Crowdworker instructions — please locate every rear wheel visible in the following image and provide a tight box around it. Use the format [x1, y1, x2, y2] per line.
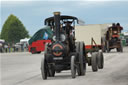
[91, 52, 98, 72]
[97, 51, 104, 69]
[79, 42, 86, 75]
[71, 55, 76, 78]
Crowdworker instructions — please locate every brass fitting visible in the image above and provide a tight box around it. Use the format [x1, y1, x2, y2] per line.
[53, 12, 61, 15]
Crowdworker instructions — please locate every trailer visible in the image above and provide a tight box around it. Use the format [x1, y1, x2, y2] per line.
[75, 24, 111, 51]
[75, 24, 111, 71]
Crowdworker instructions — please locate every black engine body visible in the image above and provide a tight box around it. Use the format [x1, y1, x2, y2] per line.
[44, 12, 78, 71]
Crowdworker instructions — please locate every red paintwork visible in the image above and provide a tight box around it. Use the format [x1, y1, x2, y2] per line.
[112, 35, 119, 38]
[85, 45, 101, 50]
[28, 40, 51, 53]
[28, 40, 102, 53]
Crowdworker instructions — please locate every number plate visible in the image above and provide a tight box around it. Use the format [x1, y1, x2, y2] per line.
[53, 57, 63, 60]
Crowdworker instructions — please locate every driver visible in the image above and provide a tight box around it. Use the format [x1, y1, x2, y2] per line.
[63, 21, 74, 37]
[116, 23, 123, 33]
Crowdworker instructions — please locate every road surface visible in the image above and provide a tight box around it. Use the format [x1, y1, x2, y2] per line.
[1, 47, 128, 85]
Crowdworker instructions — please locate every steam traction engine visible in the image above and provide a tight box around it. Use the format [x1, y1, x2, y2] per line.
[106, 23, 123, 52]
[41, 12, 104, 80]
[41, 12, 86, 79]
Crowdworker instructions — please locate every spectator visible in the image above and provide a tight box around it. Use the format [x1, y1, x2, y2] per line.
[21, 44, 24, 52]
[8, 44, 10, 52]
[4, 44, 8, 52]
[0, 43, 3, 53]
[12, 43, 15, 52]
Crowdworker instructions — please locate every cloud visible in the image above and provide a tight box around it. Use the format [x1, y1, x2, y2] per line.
[1, 0, 128, 34]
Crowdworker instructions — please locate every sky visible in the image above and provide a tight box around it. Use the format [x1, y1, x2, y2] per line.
[0, 0, 128, 36]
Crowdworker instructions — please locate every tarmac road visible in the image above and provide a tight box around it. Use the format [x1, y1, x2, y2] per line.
[1, 47, 128, 85]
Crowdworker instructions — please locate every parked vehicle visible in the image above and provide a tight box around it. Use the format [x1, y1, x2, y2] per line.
[28, 27, 53, 54]
[28, 40, 51, 54]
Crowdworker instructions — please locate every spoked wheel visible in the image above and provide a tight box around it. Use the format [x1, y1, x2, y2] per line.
[91, 52, 98, 72]
[97, 51, 104, 69]
[71, 55, 76, 78]
[79, 42, 86, 76]
[41, 56, 47, 80]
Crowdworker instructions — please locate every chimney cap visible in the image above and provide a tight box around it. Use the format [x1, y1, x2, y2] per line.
[53, 12, 61, 15]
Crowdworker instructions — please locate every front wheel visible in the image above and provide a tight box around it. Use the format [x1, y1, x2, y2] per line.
[71, 55, 76, 78]
[41, 56, 47, 80]
[75, 42, 81, 76]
